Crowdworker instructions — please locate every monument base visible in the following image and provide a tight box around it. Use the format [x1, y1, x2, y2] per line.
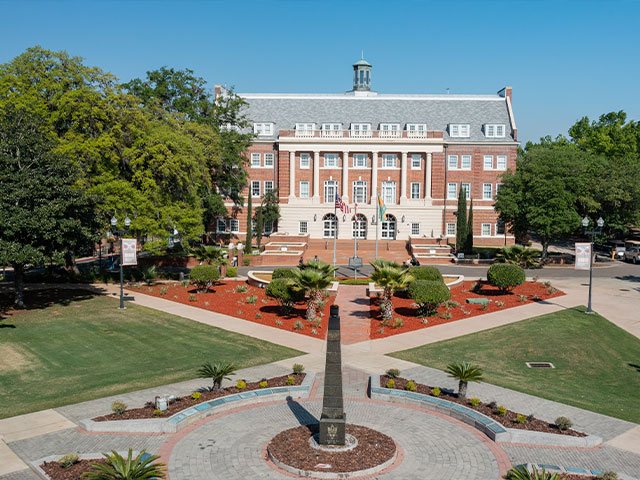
[319, 415, 346, 446]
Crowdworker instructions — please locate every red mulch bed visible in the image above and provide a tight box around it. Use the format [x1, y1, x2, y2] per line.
[127, 281, 334, 338]
[381, 376, 585, 437]
[268, 424, 395, 473]
[93, 373, 306, 421]
[370, 280, 564, 339]
[41, 459, 107, 479]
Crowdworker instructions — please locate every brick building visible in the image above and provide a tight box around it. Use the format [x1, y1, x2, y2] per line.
[215, 58, 517, 258]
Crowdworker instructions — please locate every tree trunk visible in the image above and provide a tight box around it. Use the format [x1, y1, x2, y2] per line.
[64, 250, 80, 275]
[458, 380, 468, 398]
[213, 379, 221, 391]
[541, 239, 549, 262]
[381, 287, 393, 320]
[13, 263, 24, 308]
[306, 301, 316, 321]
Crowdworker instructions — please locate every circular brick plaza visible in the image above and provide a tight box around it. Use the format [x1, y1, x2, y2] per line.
[163, 399, 508, 479]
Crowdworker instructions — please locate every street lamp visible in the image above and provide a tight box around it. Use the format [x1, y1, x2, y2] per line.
[582, 216, 604, 314]
[111, 215, 131, 310]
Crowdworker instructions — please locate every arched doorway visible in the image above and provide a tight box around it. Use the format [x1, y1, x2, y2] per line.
[323, 213, 337, 238]
[381, 214, 396, 240]
[352, 213, 367, 239]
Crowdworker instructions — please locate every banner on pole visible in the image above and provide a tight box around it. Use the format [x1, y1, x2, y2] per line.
[575, 243, 591, 270]
[122, 239, 138, 265]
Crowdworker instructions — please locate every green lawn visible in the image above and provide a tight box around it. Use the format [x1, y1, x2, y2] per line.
[390, 306, 640, 423]
[0, 290, 301, 418]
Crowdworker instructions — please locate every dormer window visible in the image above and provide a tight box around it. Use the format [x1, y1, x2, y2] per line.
[407, 124, 427, 137]
[350, 123, 372, 137]
[254, 123, 274, 136]
[449, 124, 470, 138]
[295, 123, 315, 137]
[484, 124, 506, 138]
[380, 123, 401, 138]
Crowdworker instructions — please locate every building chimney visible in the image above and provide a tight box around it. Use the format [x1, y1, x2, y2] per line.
[497, 86, 512, 102]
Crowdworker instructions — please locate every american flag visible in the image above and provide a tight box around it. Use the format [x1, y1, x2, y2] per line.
[335, 193, 351, 213]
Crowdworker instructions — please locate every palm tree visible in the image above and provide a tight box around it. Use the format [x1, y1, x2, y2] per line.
[495, 245, 541, 268]
[194, 245, 225, 265]
[445, 361, 484, 399]
[82, 449, 165, 479]
[506, 465, 559, 480]
[370, 260, 413, 321]
[197, 362, 236, 391]
[291, 261, 336, 320]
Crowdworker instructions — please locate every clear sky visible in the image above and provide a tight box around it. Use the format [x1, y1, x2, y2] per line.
[1, 0, 639, 144]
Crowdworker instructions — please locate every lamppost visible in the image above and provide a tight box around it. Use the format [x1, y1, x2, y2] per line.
[582, 216, 604, 314]
[111, 215, 131, 310]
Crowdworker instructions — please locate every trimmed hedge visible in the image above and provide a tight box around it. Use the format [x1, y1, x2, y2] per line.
[487, 263, 525, 292]
[408, 279, 451, 316]
[408, 266, 443, 282]
[265, 278, 302, 314]
[226, 266, 237, 277]
[189, 264, 220, 292]
[272, 268, 296, 279]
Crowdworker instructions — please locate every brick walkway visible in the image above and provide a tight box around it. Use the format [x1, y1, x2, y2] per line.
[333, 285, 371, 344]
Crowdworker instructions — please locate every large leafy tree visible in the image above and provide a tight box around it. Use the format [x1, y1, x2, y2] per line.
[568, 111, 640, 159]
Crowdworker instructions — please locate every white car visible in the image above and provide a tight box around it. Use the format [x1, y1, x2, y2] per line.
[624, 246, 640, 264]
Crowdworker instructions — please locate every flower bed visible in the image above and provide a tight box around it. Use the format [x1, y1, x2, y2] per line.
[93, 373, 306, 421]
[370, 280, 564, 339]
[380, 376, 585, 437]
[127, 281, 334, 338]
[40, 459, 107, 480]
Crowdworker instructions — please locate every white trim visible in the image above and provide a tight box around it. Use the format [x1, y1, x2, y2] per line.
[461, 154, 472, 170]
[496, 155, 507, 170]
[448, 154, 458, 169]
[299, 220, 308, 234]
[482, 183, 493, 200]
[381, 153, 397, 168]
[481, 223, 492, 237]
[483, 155, 494, 170]
[324, 153, 339, 168]
[239, 92, 507, 101]
[353, 153, 368, 168]
[263, 153, 275, 167]
[250, 153, 261, 167]
[447, 182, 457, 200]
[264, 180, 274, 194]
[229, 219, 240, 233]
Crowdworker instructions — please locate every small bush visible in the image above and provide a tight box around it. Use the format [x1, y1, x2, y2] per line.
[480, 303, 488, 311]
[597, 472, 619, 480]
[265, 278, 302, 314]
[58, 454, 79, 468]
[496, 301, 505, 307]
[237, 284, 248, 293]
[273, 268, 296, 279]
[471, 283, 481, 293]
[160, 286, 168, 295]
[555, 416, 573, 431]
[255, 312, 262, 318]
[527, 413, 535, 423]
[532, 294, 540, 301]
[405, 380, 416, 391]
[246, 295, 258, 304]
[386, 378, 395, 388]
[431, 387, 441, 397]
[516, 414, 527, 424]
[487, 263, 525, 292]
[153, 409, 163, 417]
[386, 368, 400, 378]
[275, 319, 283, 326]
[286, 375, 295, 385]
[543, 281, 552, 287]
[189, 264, 220, 292]
[180, 279, 189, 287]
[111, 401, 127, 415]
[408, 280, 451, 317]
[439, 311, 452, 320]
[191, 392, 201, 401]
[316, 300, 326, 310]
[243, 258, 250, 266]
[311, 328, 318, 335]
[519, 294, 527, 302]
[293, 363, 305, 374]
[237, 380, 246, 390]
[188, 294, 196, 301]
[379, 327, 384, 334]
[259, 379, 268, 388]
[293, 320, 304, 330]
[227, 266, 237, 277]
[408, 266, 443, 282]
[496, 405, 507, 416]
[470, 397, 480, 407]
[444, 300, 460, 309]
[392, 317, 404, 328]
[488, 401, 497, 409]
[547, 286, 556, 295]
[421, 318, 429, 325]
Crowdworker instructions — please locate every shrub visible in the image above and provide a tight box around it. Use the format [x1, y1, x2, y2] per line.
[275, 319, 283, 326]
[141, 265, 158, 286]
[236, 380, 246, 390]
[516, 414, 527, 424]
[527, 413, 535, 423]
[470, 397, 480, 407]
[386, 379, 395, 388]
[405, 380, 416, 391]
[386, 368, 400, 378]
[226, 266, 237, 277]
[496, 301, 505, 307]
[243, 258, 251, 266]
[293, 363, 305, 374]
[444, 300, 460, 309]
[487, 263, 525, 292]
[507, 465, 560, 480]
[272, 268, 296, 279]
[316, 300, 326, 310]
[259, 379, 268, 388]
[58, 453, 79, 468]
[246, 295, 258, 304]
[265, 279, 302, 314]
[439, 311, 452, 320]
[408, 280, 451, 317]
[555, 416, 573, 431]
[286, 375, 295, 385]
[421, 318, 429, 325]
[191, 392, 201, 401]
[519, 294, 527, 302]
[379, 327, 384, 334]
[408, 266, 443, 282]
[431, 387, 441, 397]
[111, 401, 127, 415]
[188, 294, 196, 301]
[471, 282, 481, 293]
[153, 409, 163, 417]
[83, 449, 165, 480]
[496, 405, 507, 416]
[392, 317, 404, 328]
[189, 265, 220, 293]
[160, 286, 168, 296]
[255, 312, 262, 318]
[311, 328, 318, 335]
[488, 401, 497, 409]
[237, 284, 248, 293]
[197, 362, 236, 391]
[180, 279, 189, 287]
[293, 320, 304, 330]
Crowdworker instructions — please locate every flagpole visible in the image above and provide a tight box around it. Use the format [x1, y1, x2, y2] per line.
[375, 193, 379, 259]
[353, 203, 358, 280]
[333, 195, 337, 273]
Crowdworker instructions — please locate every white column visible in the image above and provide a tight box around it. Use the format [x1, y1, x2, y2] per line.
[288, 151, 296, 200]
[425, 152, 433, 200]
[342, 151, 349, 202]
[400, 151, 408, 203]
[313, 151, 320, 202]
[370, 151, 378, 204]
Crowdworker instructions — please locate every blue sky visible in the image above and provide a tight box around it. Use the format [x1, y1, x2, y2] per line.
[1, 0, 638, 144]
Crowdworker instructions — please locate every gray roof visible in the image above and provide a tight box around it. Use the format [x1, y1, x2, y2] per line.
[238, 92, 516, 143]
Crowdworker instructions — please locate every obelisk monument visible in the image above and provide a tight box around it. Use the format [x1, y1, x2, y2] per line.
[319, 305, 346, 446]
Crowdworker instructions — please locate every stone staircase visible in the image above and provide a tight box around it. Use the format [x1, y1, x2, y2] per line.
[305, 239, 410, 264]
[409, 237, 455, 264]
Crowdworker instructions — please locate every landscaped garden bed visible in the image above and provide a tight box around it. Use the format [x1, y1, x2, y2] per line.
[93, 373, 306, 421]
[370, 280, 564, 339]
[40, 458, 107, 480]
[380, 375, 585, 437]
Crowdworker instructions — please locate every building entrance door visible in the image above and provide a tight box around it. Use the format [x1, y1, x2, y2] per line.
[381, 214, 396, 240]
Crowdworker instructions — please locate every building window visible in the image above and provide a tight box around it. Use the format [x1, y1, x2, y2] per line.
[324, 153, 339, 168]
[263, 220, 274, 235]
[229, 219, 239, 233]
[251, 180, 260, 197]
[411, 182, 421, 199]
[484, 155, 494, 170]
[496, 183, 504, 194]
[485, 124, 506, 137]
[352, 213, 367, 239]
[300, 153, 310, 169]
[351, 123, 371, 132]
[251, 153, 261, 167]
[299, 221, 308, 234]
[322, 123, 342, 131]
[496, 221, 505, 235]
[381, 214, 396, 239]
[263, 153, 274, 167]
[380, 123, 400, 131]
[449, 124, 470, 137]
[411, 222, 420, 236]
[407, 124, 427, 136]
[481, 223, 491, 236]
[461, 155, 472, 169]
[447, 182, 457, 200]
[483, 183, 493, 200]
[411, 154, 421, 169]
[381, 181, 396, 205]
[461, 183, 470, 200]
[447, 222, 456, 236]
[264, 181, 274, 194]
[353, 153, 367, 168]
[323, 213, 337, 238]
[253, 123, 273, 136]
[300, 181, 310, 198]
[324, 180, 338, 204]
[352, 181, 367, 204]
[497, 155, 507, 170]
[216, 219, 226, 233]
[381, 154, 397, 168]
[295, 123, 315, 131]
[448, 155, 458, 169]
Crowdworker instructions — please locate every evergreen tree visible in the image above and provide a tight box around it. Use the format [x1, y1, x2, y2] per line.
[455, 187, 467, 251]
[464, 198, 474, 254]
[245, 194, 252, 249]
[255, 207, 263, 250]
